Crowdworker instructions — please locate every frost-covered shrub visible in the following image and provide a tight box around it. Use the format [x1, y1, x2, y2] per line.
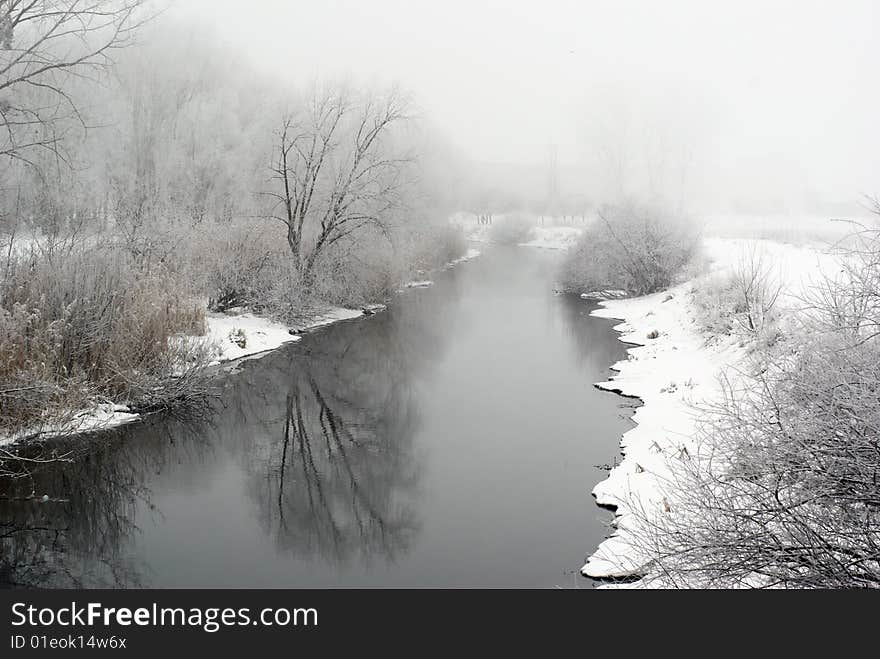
[560, 203, 698, 296]
[164, 221, 288, 313]
[691, 247, 782, 340]
[228, 328, 247, 348]
[691, 276, 739, 335]
[807, 225, 880, 342]
[398, 222, 467, 272]
[310, 234, 398, 308]
[262, 265, 313, 324]
[488, 213, 535, 245]
[295, 222, 467, 312]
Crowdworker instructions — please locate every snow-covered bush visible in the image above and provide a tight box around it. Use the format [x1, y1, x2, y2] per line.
[488, 213, 535, 245]
[560, 203, 699, 296]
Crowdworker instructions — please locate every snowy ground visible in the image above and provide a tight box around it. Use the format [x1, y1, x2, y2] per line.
[203, 307, 366, 364]
[699, 211, 867, 246]
[1, 403, 144, 447]
[582, 237, 841, 584]
[204, 312, 301, 363]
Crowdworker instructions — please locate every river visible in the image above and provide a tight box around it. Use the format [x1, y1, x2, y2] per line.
[0, 246, 636, 588]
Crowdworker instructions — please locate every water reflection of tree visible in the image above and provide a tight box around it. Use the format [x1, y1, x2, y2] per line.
[259, 376, 420, 564]
[0, 441, 145, 587]
[234, 294, 459, 567]
[0, 416, 216, 588]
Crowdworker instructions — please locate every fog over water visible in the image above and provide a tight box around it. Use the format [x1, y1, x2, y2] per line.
[174, 0, 880, 213]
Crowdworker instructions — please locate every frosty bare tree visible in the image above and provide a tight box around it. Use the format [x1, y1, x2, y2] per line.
[263, 88, 410, 283]
[0, 0, 147, 168]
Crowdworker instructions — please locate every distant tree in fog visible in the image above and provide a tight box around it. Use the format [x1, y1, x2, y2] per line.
[0, 0, 148, 169]
[263, 87, 410, 283]
[101, 30, 273, 249]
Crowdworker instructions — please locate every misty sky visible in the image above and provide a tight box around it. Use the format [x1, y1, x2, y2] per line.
[171, 0, 880, 208]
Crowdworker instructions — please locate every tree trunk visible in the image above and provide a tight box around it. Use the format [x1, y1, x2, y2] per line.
[287, 225, 301, 273]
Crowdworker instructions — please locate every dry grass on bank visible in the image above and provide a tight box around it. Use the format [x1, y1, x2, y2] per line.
[1, 243, 212, 436]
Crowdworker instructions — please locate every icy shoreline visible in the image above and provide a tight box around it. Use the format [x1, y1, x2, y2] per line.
[582, 237, 839, 585]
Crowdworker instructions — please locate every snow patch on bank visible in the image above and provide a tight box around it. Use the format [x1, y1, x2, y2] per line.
[196, 307, 366, 365]
[205, 312, 301, 363]
[583, 237, 841, 584]
[288, 307, 365, 334]
[446, 247, 481, 266]
[0, 403, 140, 447]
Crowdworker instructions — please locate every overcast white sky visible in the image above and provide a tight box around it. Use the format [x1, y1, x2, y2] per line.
[169, 0, 880, 208]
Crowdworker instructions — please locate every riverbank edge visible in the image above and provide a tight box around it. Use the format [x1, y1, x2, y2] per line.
[580, 283, 726, 583]
[0, 247, 482, 448]
[580, 237, 837, 586]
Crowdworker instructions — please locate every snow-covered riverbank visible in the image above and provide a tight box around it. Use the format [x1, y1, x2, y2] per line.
[0, 248, 482, 447]
[0, 306, 367, 447]
[582, 237, 841, 584]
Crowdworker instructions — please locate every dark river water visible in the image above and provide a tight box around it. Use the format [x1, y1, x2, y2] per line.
[0, 246, 635, 588]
